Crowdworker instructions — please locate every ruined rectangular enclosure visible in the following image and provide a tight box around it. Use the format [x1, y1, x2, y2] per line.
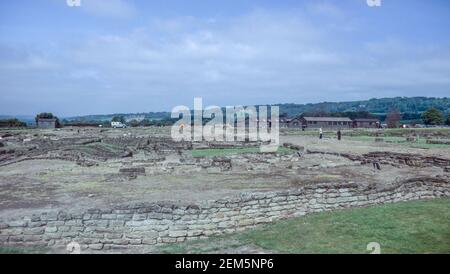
[0, 127, 449, 252]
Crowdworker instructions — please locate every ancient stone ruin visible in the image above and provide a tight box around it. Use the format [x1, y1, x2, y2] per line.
[0, 128, 449, 252]
[0, 178, 448, 251]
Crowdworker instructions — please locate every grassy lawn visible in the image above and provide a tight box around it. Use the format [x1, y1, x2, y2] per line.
[157, 198, 450, 254]
[348, 135, 450, 149]
[191, 146, 294, 158]
[282, 128, 450, 139]
[349, 128, 450, 137]
[0, 246, 48, 254]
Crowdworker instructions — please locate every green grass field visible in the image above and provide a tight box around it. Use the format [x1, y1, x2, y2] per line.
[348, 135, 450, 149]
[157, 198, 450, 254]
[282, 127, 450, 137]
[191, 146, 294, 158]
[347, 128, 450, 138]
[0, 246, 48, 254]
[281, 127, 450, 149]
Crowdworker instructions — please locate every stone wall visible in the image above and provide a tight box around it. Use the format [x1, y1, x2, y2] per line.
[1, 177, 448, 252]
[307, 150, 450, 168]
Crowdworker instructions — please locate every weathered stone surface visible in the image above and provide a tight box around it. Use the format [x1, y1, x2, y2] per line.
[23, 227, 45, 235]
[8, 220, 27, 227]
[89, 243, 104, 250]
[119, 167, 145, 175]
[0, 178, 448, 251]
[169, 230, 187, 238]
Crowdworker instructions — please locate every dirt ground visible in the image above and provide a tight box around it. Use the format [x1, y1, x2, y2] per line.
[0, 127, 449, 220]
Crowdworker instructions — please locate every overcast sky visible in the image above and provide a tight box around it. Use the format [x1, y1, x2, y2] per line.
[1, 0, 449, 116]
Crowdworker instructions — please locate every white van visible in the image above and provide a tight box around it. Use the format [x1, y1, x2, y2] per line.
[111, 121, 126, 128]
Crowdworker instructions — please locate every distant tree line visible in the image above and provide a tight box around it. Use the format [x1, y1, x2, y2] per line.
[0, 118, 27, 128]
[103, 108, 450, 128]
[56, 97, 450, 128]
[294, 111, 378, 120]
[68, 97, 449, 123]
[126, 118, 180, 127]
[61, 115, 179, 128]
[111, 116, 126, 123]
[276, 97, 450, 117]
[384, 107, 449, 128]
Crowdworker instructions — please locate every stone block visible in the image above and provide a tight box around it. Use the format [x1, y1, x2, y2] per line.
[89, 243, 104, 250]
[8, 220, 27, 227]
[168, 230, 187, 238]
[23, 227, 45, 235]
[101, 214, 117, 220]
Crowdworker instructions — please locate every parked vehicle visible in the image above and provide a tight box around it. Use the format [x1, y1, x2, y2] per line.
[111, 121, 126, 128]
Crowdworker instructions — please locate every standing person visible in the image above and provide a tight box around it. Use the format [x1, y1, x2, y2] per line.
[319, 128, 323, 139]
[337, 129, 342, 141]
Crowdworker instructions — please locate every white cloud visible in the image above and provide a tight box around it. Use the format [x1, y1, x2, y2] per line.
[1, 8, 450, 115]
[80, 0, 136, 18]
[306, 2, 345, 18]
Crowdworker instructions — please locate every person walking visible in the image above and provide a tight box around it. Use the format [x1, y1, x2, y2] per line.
[337, 129, 342, 141]
[319, 128, 323, 139]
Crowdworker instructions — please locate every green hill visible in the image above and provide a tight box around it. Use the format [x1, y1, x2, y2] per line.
[275, 97, 450, 117]
[8, 97, 446, 124]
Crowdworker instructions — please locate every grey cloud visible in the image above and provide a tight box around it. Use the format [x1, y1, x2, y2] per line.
[1, 8, 449, 116]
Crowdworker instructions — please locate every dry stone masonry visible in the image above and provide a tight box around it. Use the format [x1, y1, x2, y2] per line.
[1, 129, 449, 252]
[307, 150, 450, 169]
[1, 176, 448, 251]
